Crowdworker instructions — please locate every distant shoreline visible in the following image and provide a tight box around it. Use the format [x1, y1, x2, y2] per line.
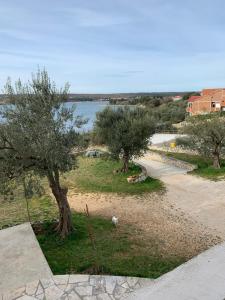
[0, 91, 196, 105]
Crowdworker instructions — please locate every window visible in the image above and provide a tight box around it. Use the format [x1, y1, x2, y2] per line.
[216, 102, 221, 108]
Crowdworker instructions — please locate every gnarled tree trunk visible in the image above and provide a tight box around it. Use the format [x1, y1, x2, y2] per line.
[121, 152, 129, 173]
[48, 170, 73, 238]
[213, 144, 221, 169]
[213, 152, 220, 169]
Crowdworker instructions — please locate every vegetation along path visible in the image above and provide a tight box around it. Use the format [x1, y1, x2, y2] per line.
[137, 152, 225, 239]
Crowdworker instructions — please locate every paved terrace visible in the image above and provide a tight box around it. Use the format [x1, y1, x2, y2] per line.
[2, 274, 153, 299]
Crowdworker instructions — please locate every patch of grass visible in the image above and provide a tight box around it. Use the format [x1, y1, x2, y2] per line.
[0, 195, 57, 229]
[157, 151, 225, 180]
[35, 213, 184, 278]
[63, 157, 163, 194]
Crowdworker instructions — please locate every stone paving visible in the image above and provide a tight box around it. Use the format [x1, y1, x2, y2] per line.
[1, 274, 154, 300]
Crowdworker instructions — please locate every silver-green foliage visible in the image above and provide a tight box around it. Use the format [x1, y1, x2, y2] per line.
[94, 106, 155, 171]
[179, 113, 225, 168]
[0, 69, 86, 237]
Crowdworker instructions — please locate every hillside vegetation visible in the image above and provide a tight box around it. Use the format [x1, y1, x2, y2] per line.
[110, 93, 199, 131]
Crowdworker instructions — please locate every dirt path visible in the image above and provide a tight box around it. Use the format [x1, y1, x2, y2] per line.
[137, 155, 225, 239]
[161, 174, 225, 238]
[69, 190, 220, 259]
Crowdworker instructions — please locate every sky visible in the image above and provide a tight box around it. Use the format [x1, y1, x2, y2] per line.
[1, 0, 225, 93]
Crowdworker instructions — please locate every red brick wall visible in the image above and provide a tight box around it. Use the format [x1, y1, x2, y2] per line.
[188, 89, 225, 115]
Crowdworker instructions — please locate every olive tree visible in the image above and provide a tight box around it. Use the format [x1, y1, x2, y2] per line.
[94, 106, 155, 172]
[178, 113, 225, 168]
[0, 70, 86, 238]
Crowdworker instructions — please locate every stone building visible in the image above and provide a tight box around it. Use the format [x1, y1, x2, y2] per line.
[187, 88, 225, 116]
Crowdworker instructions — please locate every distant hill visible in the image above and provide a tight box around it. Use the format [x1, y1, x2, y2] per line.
[0, 91, 197, 104]
[67, 92, 196, 101]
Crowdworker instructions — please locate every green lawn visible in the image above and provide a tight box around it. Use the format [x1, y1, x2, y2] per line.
[63, 157, 163, 194]
[158, 151, 225, 180]
[35, 213, 184, 278]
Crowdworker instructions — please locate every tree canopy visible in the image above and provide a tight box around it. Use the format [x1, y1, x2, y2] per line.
[94, 106, 155, 172]
[0, 69, 86, 237]
[178, 113, 225, 168]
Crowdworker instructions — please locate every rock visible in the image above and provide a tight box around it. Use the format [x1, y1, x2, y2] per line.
[85, 150, 104, 158]
[127, 173, 147, 183]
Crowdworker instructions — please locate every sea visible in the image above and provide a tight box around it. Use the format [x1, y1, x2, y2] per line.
[0, 101, 110, 132]
[66, 101, 109, 131]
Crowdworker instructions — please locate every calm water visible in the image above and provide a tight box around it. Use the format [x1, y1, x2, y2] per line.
[0, 101, 110, 131]
[66, 101, 109, 131]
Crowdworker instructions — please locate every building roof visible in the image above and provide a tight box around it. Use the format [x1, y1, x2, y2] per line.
[188, 96, 201, 102]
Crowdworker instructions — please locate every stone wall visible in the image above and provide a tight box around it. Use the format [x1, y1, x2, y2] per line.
[148, 151, 197, 172]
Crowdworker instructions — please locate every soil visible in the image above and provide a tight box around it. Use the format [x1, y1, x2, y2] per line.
[68, 190, 221, 260]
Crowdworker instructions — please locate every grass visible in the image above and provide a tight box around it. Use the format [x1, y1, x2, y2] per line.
[35, 213, 184, 278]
[63, 157, 163, 194]
[0, 194, 57, 229]
[156, 151, 225, 180]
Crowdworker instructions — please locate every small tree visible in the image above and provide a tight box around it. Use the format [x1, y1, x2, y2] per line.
[0, 69, 86, 237]
[179, 113, 225, 168]
[94, 106, 155, 172]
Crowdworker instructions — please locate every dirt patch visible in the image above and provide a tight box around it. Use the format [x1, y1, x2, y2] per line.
[68, 191, 221, 260]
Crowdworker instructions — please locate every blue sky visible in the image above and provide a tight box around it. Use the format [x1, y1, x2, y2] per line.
[1, 0, 225, 93]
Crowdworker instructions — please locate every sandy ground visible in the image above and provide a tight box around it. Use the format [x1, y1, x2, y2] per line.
[68, 190, 220, 259]
[137, 154, 225, 239]
[162, 174, 225, 238]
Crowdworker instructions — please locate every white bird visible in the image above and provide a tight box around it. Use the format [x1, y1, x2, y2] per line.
[112, 216, 118, 226]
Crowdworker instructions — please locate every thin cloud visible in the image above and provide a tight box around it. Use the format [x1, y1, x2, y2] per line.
[1, 0, 225, 92]
[60, 7, 132, 27]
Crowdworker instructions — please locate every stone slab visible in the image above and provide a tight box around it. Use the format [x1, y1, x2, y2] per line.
[0, 223, 52, 293]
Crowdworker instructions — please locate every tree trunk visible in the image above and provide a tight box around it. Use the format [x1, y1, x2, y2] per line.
[213, 144, 221, 169]
[121, 153, 129, 173]
[48, 172, 73, 238]
[213, 152, 220, 169]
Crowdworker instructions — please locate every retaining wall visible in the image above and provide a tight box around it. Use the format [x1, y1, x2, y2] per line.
[148, 151, 197, 172]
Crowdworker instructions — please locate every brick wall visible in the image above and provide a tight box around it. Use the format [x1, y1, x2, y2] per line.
[187, 88, 225, 115]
